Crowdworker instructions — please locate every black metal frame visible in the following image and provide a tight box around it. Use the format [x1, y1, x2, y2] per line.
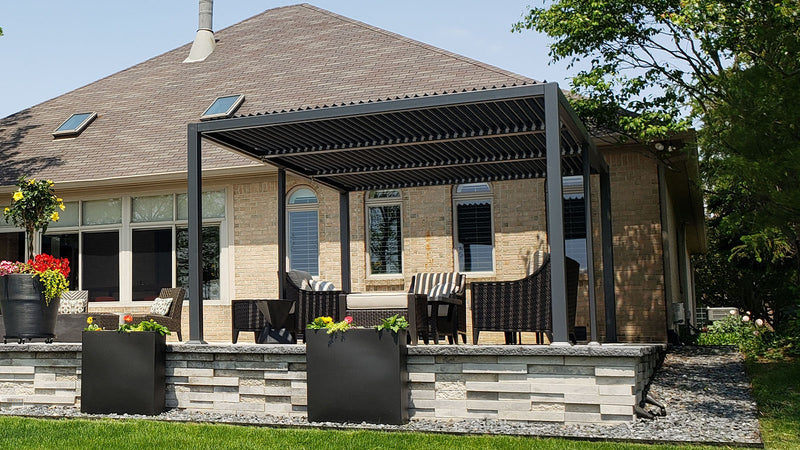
[186, 83, 618, 344]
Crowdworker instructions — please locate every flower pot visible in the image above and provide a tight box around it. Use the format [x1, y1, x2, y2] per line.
[0, 273, 60, 343]
[81, 331, 167, 415]
[306, 328, 408, 424]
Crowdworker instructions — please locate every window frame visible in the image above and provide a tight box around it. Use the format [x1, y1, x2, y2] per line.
[365, 190, 403, 278]
[452, 183, 495, 275]
[286, 186, 320, 276]
[52, 112, 97, 137]
[41, 189, 228, 305]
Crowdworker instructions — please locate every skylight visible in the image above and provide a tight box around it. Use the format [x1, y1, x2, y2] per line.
[53, 112, 97, 137]
[201, 95, 244, 120]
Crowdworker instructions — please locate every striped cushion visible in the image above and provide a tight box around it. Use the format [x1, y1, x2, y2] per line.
[427, 282, 456, 301]
[58, 290, 88, 314]
[412, 272, 463, 297]
[309, 280, 336, 292]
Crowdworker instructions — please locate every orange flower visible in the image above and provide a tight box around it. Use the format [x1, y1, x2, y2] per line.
[123, 314, 133, 323]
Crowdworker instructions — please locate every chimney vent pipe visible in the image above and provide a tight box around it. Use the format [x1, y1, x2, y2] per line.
[184, 0, 215, 63]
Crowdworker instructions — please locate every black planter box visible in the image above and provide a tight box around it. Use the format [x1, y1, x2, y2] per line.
[306, 328, 408, 424]
[81, 331, 167, 415]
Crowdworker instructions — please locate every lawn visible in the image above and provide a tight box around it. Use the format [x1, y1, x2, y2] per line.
[746, 357, 800, 450]
[0, 357, 795, 450]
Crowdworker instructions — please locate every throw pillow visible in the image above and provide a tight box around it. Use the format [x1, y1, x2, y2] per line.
[150, 297, 173, 316]
[310, 280, 336, 291]
[58, 292, 88, 314]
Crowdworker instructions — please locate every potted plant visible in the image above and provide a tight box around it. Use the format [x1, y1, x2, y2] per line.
[0, 177, 68, 343]
[0, 255, 70, 343]
[305, 314, 409, 425]
[81, 315, 170, 415]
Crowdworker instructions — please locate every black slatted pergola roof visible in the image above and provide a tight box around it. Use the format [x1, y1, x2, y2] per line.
[186, 82, 617, 345]
[194, 83, 607, 192]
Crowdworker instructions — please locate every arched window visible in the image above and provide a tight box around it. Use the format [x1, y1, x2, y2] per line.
[287, 187, 319, 275]
[366, 190, 402, 275]
[453, 183, 493, 273]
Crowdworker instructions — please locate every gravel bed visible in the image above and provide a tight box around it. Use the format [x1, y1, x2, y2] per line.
[1, 346, 761, 446]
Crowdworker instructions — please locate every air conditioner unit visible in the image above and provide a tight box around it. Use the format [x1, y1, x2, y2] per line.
[671, 303, 686, 325]
[707, 307, 737, 322]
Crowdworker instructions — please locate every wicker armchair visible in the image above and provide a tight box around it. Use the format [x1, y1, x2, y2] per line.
[470, 254, 579, 344]
[130, 287, 185, 341]
[231, 300, 269, 343]
[284, 271, 344, 342]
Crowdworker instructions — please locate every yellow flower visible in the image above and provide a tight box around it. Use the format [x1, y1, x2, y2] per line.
[28, 179, 35, 184]
[3, 207, 8, 213]
[47, 180, 54, 186]
[322, 316, 333, 324]
[12, 191, 23, 201]
[51, 212, 59, 222]
[59, 201, 65, 211]
[87, 316, 94, 325]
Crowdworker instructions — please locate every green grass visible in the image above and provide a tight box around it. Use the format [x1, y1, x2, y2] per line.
[0, 416, 738, 450]
[747, 357, 800, 450]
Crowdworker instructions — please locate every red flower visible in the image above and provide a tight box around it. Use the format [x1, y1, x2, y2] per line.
[26, 253, 70, 278]
[344, 316, 353, 324]
[123, 314, 133, 323]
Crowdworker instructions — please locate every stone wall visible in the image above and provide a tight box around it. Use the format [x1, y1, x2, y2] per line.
[0, 343, 664, 424]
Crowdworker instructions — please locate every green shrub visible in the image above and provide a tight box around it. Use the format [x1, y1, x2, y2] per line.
[697, 313, 799, 361]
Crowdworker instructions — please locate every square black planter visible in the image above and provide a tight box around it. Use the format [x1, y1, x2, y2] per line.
[306, 328, 408, 424]
[81, 331, 167, 415]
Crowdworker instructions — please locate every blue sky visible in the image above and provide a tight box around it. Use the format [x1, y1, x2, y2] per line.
[0, 1, 571, 119]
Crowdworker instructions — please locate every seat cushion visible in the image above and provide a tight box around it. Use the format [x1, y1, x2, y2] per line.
[346, 293, 410, 310]
[149, 297, 173, 315]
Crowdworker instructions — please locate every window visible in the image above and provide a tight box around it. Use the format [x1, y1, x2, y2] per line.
[0, 232, 25, 262]
[132, 229, 172, 301]
[41, 233, 79, 290]
[82, 231, 120, 302]
[176, 226, 220, 301]
[200, 95, 245, 120]
[454, 183, 493, 272]
[366, 190, 402, 275]
[40, 190, 226, 303]
[563, 176, 587, 270]
[287, 188, 319, 276]
[53, 112, 97, 137]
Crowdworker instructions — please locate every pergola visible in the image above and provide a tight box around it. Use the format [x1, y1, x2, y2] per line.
[186, 83, 618, 344]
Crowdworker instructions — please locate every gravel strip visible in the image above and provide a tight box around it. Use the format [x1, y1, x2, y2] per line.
[1, 345, 761, 446]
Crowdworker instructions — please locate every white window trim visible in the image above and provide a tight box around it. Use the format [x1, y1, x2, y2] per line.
[42, 188, 229, 307]
[286, 186, 320, 276]
[452, 183, 495, 275]
[365, 191, 404, 279]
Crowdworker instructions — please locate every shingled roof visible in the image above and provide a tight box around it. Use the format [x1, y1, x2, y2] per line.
[0, 3, 533, 187]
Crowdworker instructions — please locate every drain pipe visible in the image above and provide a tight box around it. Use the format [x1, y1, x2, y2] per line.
[184, 0, 215, 63]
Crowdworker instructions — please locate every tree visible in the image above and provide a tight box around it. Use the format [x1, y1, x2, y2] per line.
[515, 0, 800, 325]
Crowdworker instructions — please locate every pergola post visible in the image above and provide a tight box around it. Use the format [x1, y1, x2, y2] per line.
[187, 123, 206, 344]
[339, 191, 351, 292]
[600, 169, 618, 342]
[544, 83, 569, 345]
[583, 146, 599, 344]
[277, 169, 287, 299]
